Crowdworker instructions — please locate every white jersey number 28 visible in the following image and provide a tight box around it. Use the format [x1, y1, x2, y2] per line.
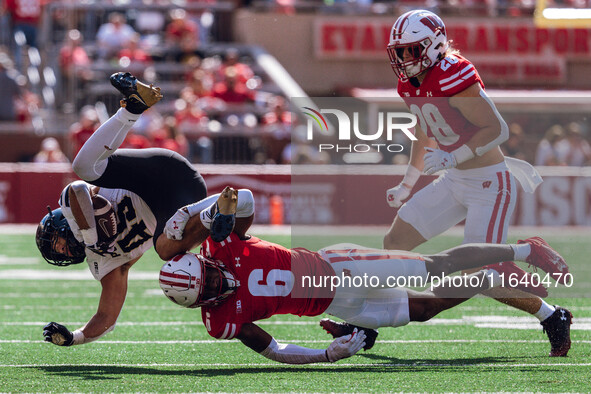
[409, 103, 460, 146]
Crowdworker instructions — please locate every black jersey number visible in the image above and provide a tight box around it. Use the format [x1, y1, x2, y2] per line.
[115, 196, 152, 253]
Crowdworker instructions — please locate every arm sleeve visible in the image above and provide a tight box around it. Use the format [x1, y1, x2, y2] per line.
[260, 338, 329, 364]
[61, 181, 98, 245]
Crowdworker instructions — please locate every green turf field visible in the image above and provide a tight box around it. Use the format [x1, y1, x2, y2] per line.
[1, 229, 590, 392]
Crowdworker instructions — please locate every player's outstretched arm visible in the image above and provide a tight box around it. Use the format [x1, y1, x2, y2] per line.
[43, 258, 137, 346]
[156, 188, 255, 260]
[237, 323, 366, 364]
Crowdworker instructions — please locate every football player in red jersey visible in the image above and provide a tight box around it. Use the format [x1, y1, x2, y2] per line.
[158, 187, 571, 363]
[382, 10, 571, 357]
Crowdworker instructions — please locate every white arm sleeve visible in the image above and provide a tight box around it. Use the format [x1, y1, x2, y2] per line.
[60, 181, 97, 245]
[260, 338, 329, 364]
[474, 89, 509, 157]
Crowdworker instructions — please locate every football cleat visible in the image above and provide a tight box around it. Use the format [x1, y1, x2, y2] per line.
[320, 318, 378, 351]
[541, 306, 572, 357]
[484, 261, 548, 298]
[110, 72, 163, 114]
[518, 237, 570, 284]
[217, 186, 238, 215]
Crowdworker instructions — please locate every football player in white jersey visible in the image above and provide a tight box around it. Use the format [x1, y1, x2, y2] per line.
[36, 73, 252, 347]
[379, 10, 571, 356]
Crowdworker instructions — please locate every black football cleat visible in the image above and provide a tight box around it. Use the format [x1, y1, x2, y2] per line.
[110, 72, 163, 114]
[541, 306, 573, 357]
[320, 318, 378, 351]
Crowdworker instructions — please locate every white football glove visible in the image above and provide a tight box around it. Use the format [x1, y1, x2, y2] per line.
[423, 147, 457, 175]
[326, 328, 366, 362]
[164, 208, 191, 240]
[386, 183, 412, 208]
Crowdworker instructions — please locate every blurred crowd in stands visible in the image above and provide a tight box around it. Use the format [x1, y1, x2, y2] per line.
[1, 0, 591, 166]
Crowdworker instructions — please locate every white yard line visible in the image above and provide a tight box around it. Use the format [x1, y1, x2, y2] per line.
[2, 339, 591, 344]
[3, 317, 591, 330]
[0, 362, 590, 368]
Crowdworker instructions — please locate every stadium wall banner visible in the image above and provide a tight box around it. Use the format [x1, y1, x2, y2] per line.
[1, 164, 591, 226]
[314, 18, 590, 83]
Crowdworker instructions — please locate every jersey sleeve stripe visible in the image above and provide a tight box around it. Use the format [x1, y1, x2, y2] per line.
[440, 69, 476, 92]
[59, 185, 71, 207]
[220, 323, 237, 339]
[220, 323, 230, 339]
[438, 70, 461, 85]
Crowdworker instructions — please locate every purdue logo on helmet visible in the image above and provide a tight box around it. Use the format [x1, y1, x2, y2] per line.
[387, 10, 449, 81]
[36, 206, 86, 266]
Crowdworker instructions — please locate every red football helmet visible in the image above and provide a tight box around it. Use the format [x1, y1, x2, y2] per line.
[159, 253, 237, 308]
[387, 10, 449, 81]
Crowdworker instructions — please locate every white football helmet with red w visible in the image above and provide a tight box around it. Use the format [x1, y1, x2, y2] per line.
[159, 252, 237, 308]
[387, 9, 449, 81]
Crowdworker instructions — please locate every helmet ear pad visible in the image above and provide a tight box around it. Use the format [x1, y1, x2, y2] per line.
[36, 207, 86, 266]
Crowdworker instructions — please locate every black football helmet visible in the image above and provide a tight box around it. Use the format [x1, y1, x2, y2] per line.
[36, 206, 86, 266]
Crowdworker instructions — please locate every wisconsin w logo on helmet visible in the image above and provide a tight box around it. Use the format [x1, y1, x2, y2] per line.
[387, 10, 449, 81]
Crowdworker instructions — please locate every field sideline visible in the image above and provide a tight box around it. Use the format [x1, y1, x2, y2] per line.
[1, 226, 590, 392]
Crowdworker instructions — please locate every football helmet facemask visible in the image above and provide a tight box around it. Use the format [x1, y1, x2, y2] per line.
[159, 253, 237, 308]
[387, 9, 449, 81]
[36, 207, 86, 266]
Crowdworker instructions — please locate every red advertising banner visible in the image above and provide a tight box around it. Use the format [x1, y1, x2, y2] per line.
[314, 17, 588, 83]
[2, 164, 590, 227]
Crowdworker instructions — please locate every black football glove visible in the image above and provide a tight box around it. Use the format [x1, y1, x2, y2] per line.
[87, 236, 117, 255]
[43, 322, 74, 346]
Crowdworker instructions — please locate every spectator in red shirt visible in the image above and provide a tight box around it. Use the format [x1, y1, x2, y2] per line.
[4, 0, 44, 69]
[69, 106, 99, 157]
[212, 67, 255, 104]
[120, 129, 151, 150]
[118, 33, 152, 65]
[149, 116, 189, 157]
[166, 8, 200, 53]
[59, 29, 93, 106]
[218, 48, 254, 84]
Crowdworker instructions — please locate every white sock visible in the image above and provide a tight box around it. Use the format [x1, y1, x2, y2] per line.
[483, 268, 502, 288]
[534, 301, 555, 322]
[511, 244, 531, 262]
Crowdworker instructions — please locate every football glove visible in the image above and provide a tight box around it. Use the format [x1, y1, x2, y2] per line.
[86, 236, 117, 255]
[386, 183, 412, 208]
[164, 207, 191, 240]
[423, 147, 457, 175]
[43, 322, 74, 346]
[326, 328, 366, 362]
